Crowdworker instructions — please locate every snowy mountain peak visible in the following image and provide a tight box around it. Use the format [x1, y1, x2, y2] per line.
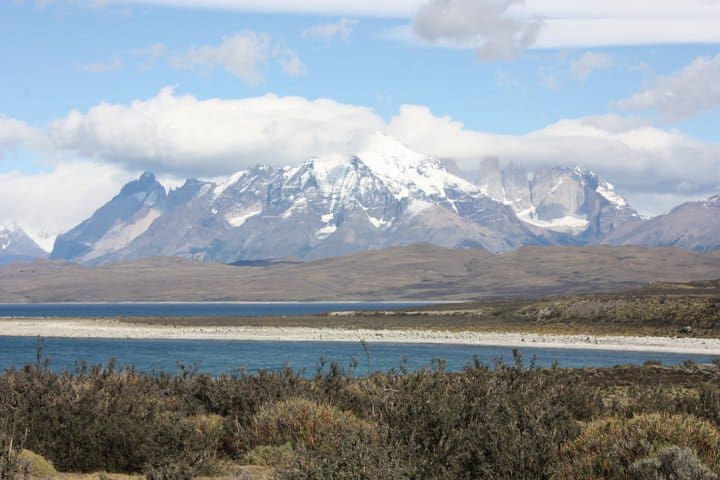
[0, 232, 10, 250]
[0, 223, 18, 234]
[0, 223, 48, 264]
[703, 194, 720, 208]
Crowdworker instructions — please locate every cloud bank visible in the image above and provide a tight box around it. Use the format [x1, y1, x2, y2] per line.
[0, 87, 716, 241]
[617, 54, 720, 120]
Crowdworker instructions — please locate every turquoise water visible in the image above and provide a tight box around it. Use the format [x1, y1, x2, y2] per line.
[0, 336, 717, 375]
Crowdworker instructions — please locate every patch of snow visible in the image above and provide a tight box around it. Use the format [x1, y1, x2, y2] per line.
[213, 170, 248, 198]
[405, 200, 434, 218]
[199, 183, 214, 197]
[518, 209, 589, 235]
[315, 224, 337, 239]
[225, 206, 262, 228]
[83, 208, 162, 261]
[354, 132, 479, 201]
[366, 214, 391, 229]
[321, 213, 334, 223]
[549, 177, 566, 194]
[703, 195, 719, 208]
[211, 208, 218, 215]
[282, 198, 309, 219]
[596, 181, 628, 208]
[1, 236, 10, 250]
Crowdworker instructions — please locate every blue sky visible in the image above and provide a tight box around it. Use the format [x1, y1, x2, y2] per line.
[1, 0, 719, 247]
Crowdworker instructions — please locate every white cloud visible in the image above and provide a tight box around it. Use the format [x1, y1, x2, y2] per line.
[131, 42, 166, 71]
[274, 45, 308, 77]
[303, 17, 357, 42]
[569, 52, 613, 79]
[171, 31, 305, 84]
[130, 42, 166, 58]
[412, 0, 543, 60]
[0, 117, 42, 155]
[538, 68, 559, 90]
[172, 32, 271, 84]
[616, 54, 720, 121]
[387, 107, 720, 213]
[63, 0, 720, 48]
[76, 0, 421, 16]
[0, 162, 134, 250]
[2, 89, 719, 229]
[75, 60, 123, 73]
[47, 87, 384, 177]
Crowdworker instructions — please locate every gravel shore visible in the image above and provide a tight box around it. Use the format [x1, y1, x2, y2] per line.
[1, 319, 720, 355]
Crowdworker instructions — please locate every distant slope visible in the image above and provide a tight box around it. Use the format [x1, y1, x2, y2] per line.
[3, 244, 720, 302]
[605, 195, 720, 252]
[0, 225, 47, 266]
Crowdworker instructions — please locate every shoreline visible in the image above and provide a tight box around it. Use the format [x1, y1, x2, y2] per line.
[1, 319, 720, 355]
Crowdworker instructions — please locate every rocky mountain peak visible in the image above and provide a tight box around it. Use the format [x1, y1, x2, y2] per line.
[0, 223, 48, 265]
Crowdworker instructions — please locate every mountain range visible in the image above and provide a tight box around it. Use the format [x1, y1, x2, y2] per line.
[0, 224, 47, 266]
[4, 132, 718, 266]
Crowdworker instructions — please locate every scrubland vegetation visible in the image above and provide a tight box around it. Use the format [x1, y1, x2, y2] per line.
[131, 279, 720, 338]
[1, 350, 720, 479]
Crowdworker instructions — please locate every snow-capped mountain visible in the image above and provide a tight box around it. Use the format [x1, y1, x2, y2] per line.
[51, 133, 542, 265]
[604, 194, 720, 252]
[476, 158, 641, 241]
[0, 223, 48, 266]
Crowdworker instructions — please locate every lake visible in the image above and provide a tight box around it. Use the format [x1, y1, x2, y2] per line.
[0, 302, 428, 318]
[0, 336, 717, 375]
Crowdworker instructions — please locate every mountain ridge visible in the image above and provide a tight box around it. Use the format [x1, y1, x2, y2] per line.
[6, 132, 715, 267]
[50, 133, 543, 265]
[0, 224, 48, 266]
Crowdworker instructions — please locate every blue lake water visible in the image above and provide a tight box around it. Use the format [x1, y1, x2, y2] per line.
[0, 302, 427, 318]
[0, 336, 718, 375]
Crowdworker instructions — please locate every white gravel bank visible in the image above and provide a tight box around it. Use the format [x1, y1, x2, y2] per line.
[1, 319, 720, 355]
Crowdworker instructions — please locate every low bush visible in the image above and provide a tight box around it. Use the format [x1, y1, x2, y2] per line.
[0, 354, 718, 478]
[248, 398, 378, 449]
[553, 413, 720, 479]
[630, 446, 718, 480]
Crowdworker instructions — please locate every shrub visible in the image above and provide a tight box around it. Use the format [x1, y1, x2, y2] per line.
[18, 449, 56, 479]
[630, 445, 718, 480]
[553, 414, 720, 479]
[0, 436, 31, 480]
[248, 398, 378, 449]
[242, 442, 295, 468]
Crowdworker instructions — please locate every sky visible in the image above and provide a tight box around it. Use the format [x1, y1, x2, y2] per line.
[1, 0, 719, 250]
